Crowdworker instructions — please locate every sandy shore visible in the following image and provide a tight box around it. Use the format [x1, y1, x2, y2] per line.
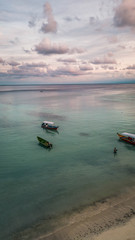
[14, 186, 135, 240]
[95, 217, 135, 240]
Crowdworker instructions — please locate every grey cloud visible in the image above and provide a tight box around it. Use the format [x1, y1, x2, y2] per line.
[0, 57, 5, 65]
[48, 64, 93, 77]
[75, 16, 81, 21]
[28, 15, 37, 28]
[0, 60, 92, 80]
[118, 44, 126, 49]
[48, 67, 80, 77]
[8, 61, 20, 66]
[64, 17, 73, 22]
[89, 16, 99, 25]
[79, 64, 93, 71]
[35, 38, 84, 55]
[22, 62, 48, 68]
[7, 65, 45, 78]
[91, 56, 117, 65]
[41, 2, 57, 33]
[101, 65, 116, 70]
[114, 0, 135, 28]
[57, 58, 77, 63]
[0, 58, 20, 66]
[126, 64, 135, 70]
[23, 48, 31, 54]
[1, 62, 48, 79]
[9, 37, 19, 45]
[64, 16, 81, 22]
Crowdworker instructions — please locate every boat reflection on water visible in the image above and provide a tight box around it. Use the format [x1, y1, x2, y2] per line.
[44, 128, 59, 135]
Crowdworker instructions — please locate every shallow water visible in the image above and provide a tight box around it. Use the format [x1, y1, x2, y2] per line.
[0, 84, 135, 239]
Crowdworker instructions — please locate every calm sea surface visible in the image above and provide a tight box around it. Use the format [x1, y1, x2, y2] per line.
[0, 84, 135, 239]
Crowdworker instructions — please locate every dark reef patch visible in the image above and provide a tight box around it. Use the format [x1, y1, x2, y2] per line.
[79, 132, 91, 137]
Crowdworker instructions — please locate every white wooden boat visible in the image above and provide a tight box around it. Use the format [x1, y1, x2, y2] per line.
[41, 121, 59, 130]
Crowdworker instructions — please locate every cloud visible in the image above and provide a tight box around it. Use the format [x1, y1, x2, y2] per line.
[0, 57, 5, 65]
[0, 60, 93, 79]
[48, 64, 92, 77]
[101, 65, 116, 70]
[75, 16, 81, 21]
[91, 55, 117, 65]
[35, 38, 84, 55]
[126, 64, 135, 70]
[22, 62, 48, 68]
[48, 65, 81, 77]
[35, 38, 69, 55]
[114, 0, 135, 28]
[0, 58, 20, 67]
[64, 17, 73, 22]
[79, 64, 93, 71]
[89, 16, 99, 25]
[6, 64, 46, 78]
[23, 48, 31, 54]
[0, 58, 20, 66]
[64, 16, 81, 22]
[40, 2, 57, 33]
[107, 36, 118, 44]
[118, 44, 126, 49]
[57, 58, 77, 63]
[28, 15, 37, 28]
[0, 61, 48, 80]
[8, 61, 20, 66]
[9, 37, 19, 45]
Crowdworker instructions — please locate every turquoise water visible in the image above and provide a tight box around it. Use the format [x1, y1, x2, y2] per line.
[0, 84, 135, 239]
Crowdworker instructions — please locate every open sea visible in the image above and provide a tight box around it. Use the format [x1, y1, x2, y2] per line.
[0, 84, 135, 239]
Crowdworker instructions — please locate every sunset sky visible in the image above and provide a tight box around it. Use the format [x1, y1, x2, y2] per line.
[0, 0, 135, 84]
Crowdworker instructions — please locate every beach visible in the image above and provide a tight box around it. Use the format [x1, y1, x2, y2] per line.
[13, 186, 135, 240]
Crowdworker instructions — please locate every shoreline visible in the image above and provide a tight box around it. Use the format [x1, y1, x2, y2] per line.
[13, 186, 135, 240]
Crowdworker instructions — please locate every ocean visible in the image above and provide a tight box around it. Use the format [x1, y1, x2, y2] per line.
[0, 84, 135, 239]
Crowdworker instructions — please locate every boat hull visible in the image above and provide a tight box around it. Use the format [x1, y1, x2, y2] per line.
[37, 136, 52, 148]
[117, 133, 135, 145]
[41, 125, 58, 130]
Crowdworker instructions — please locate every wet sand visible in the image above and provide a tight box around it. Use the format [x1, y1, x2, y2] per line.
[14, 186, 135, 240]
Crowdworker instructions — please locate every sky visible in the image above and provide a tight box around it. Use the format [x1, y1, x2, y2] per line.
[0, 0, 135, 84]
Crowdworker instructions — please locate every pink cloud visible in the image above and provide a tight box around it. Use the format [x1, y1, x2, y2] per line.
[35, 38, 69, 55]
[35, 38, 84, 55]
[91, 56, 117, 65]
[126, 64, 135, 70]
[41, 2, 57, 33]
[48, 64, 92, 77]
[3, 60, 93, 79]
[114, 0, 135, 28]
[0, 57, 5, 65]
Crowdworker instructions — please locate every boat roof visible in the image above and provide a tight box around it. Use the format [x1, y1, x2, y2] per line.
[42, 121, 54, 125]
[122, 132, 135, 138]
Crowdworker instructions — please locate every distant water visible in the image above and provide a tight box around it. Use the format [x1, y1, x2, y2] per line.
[1, 84, 135, 239]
